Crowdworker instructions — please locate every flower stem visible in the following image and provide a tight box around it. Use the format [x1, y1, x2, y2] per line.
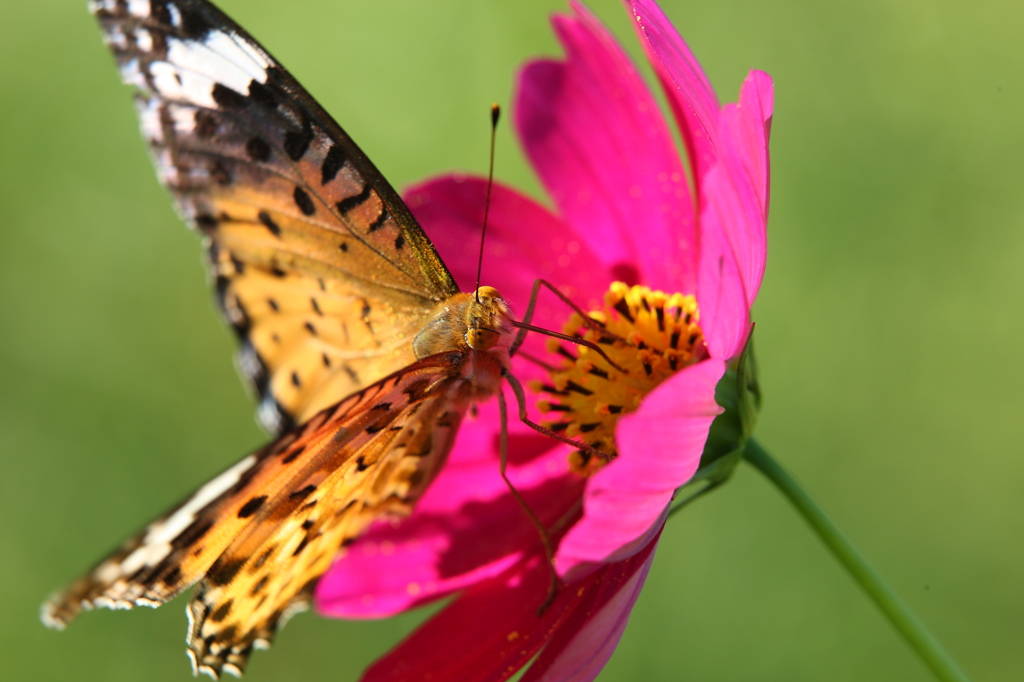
[742, 438, 970, 682]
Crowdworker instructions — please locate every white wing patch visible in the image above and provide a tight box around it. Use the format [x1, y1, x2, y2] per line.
[117, 454, 258, 577]
[224, 31, 273, 74]
[104, 27, 128, 49]
[126, 0, 151, 18]
[134, 27, 154, 52]
[167, 2, 183, 28]
[148, 60, 217, 106]
[136, 97, 164, 142]
[119, 57, 148, 90]
[202, 30, 271, 77]
[50, 453, 261, 620]
[167, 102, 197, 134]
[165, 33, 267, 94]
[88, 0, 118, 13]
[105, 9, 272, 107]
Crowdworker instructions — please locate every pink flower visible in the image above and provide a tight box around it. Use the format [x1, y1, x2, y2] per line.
[315, 0, 772, 679]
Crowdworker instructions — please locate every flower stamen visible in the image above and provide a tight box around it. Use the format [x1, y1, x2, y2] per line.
[534, 282, 706, 476]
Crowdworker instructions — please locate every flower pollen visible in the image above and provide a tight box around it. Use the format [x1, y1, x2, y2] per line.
[534, 282, 706, 476]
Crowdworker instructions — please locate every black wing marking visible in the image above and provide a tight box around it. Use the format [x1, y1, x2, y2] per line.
[42, 351, 467, 681]
[91, 0, 459, 431]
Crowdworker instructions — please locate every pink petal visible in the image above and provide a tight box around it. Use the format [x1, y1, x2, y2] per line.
[361, 537, 659, 682]
[522, 533, 660, 682]
[358, 553, 579, 682]
[406, 175, 609, 315]
[514, 1, 696, 294]
[696, 71, 773, 360]
[694, 201, 749, 360]
[709, 71, 772, 310]
[628, 0, 721, 187]
[316, 396, 579, 618]
[555, 359, 724, 577]
[734, 70, 774, 219]
[405, 175, 612, 377]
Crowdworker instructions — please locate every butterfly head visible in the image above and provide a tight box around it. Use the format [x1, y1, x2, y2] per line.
[465, 286, 513, 351]
[412, 287, 515, 359]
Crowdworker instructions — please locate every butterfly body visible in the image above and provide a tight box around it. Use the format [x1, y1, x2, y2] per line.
[44, 1, 522, 678]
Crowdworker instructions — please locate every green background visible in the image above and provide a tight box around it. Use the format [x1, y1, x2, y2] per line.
[2, 0, 1021, 680]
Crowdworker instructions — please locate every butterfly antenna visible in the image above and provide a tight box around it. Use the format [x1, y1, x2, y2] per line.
[475, 104, 501, 303]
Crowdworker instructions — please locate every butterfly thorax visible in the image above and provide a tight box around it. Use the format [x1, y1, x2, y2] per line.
[413, 286, 514, 398]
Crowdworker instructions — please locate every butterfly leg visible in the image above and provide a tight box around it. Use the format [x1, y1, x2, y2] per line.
[510, 278, 624, 357]
[509, 278, 544, 355]
[510, 279, 626, 373]
[496, 389, 560, 614]
[503, 371, 611, 464]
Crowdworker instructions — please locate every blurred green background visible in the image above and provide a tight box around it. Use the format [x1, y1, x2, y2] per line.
[2, 0, 1021, 680]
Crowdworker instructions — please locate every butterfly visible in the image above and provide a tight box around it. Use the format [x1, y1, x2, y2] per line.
[42, 0, 548, 678]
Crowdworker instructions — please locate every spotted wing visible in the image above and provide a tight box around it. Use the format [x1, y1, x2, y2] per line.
[91, 0, 459, 433]
[42, 351, 469, 676]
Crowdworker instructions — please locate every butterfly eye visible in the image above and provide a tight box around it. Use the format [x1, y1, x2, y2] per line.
[467, 320, 500, 351]
[475, 286, 502, 301]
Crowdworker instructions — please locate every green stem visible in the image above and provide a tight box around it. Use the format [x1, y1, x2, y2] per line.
[742, 438, 970, 682]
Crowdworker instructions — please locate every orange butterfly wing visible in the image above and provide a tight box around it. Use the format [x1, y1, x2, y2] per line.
[93, 0, 459, 433]
[43, 351, 469, 677]
[43, 1, 510, 678]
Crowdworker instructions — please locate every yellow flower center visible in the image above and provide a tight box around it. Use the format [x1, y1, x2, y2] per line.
[533, 282, 706, 476]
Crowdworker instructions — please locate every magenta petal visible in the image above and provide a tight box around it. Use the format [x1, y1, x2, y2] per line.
[405, 175, 609, 310]
[514, 2, 696, 293]
[405, 175, 612, 370]
[695, 197, 750, 361]
[359, 554, 579, 682]
[628, 0, 721, 186]
[697, 71, 773, 360]
[555, 359, 724, 576]
[316, 398, 579, 618]
[713, 71, 772, 310]
[522, 535, 660, 682]
[361, 537, 658, 682]
[733, 70, 774, 220]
